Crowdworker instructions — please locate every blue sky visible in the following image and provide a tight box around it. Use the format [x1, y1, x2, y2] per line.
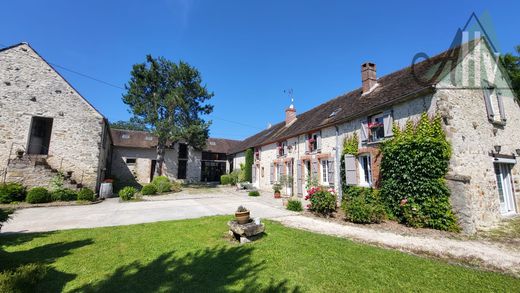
[1, 1, 519, 140]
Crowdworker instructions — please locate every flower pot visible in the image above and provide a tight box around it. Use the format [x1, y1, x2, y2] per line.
[274, 191, 281, 199]
[16, 150, 24, 159]
[235, 211, 250, 224]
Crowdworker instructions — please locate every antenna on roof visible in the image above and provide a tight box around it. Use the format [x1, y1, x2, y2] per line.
[284, 88, 294, 109]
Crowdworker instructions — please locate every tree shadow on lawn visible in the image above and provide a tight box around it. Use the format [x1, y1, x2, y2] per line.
[73, 245, 301, 293]
[0, 234, 93, 292]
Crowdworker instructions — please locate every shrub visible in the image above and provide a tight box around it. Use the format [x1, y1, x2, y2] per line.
[343, 187, 386, 224]
[170, 181, 182, 193]
[380, 114, 459, 231]
[305, 186, 336, 216]
[272, 182, 281, 193]
[119, 186, 137, 201]
[248, 190, 260, 197]
[0, 182, 26, 203]
[141, 184, 158, 195]
[152, 176, 172, 193]
[26, 187, 51, 204]
[51, 188, 77, 202]
[0, 208, 13, 231]
[229, 170, 241, 185]
[287, 199, 303, 212]
[77, 188, 95, 201]
[244, 148, 254, 182]
[220, 175, 231, 185]
[0, 263, 48, 293]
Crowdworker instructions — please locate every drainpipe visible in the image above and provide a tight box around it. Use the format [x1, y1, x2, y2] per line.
[335, 125, 342, 203]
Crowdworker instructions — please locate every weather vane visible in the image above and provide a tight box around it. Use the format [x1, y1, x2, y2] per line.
[283, 88, 294, 108]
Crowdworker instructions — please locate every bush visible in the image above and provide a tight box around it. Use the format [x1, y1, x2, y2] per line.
[248, 190, 260, 197]
[170, 181, 182, 193]
[0, 263, 48, 293]
[305, 186, 336, 216]
[26, 187, 51, 204]
[380, 114, 459, 231]
[229, 170, 241, 185]
[119, 186, 137, 201]
[220, 175, 231, 185]
[77, 188, 95, 201]
[141, 184, 158, 195]
[244, 148, 254, 183]
[287, 199, 303, 212]
[50, 188, 77, 202]
[0, 182, 26, 203]
[343, 187, 386, 224]
[0, 208, 13, 231]
[152, 176, 172, 193]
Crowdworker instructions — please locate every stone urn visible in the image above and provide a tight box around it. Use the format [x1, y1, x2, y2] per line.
[235, 211, 250, 224]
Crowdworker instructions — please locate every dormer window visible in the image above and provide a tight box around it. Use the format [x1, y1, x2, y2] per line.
[361, 110, 393, 144]
[368, 113, 385, 142]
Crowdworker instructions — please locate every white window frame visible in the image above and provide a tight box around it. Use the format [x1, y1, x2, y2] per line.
[321, 159, 329, 184]
[494, 162, 517, 215]
[358, 154, 372, 187]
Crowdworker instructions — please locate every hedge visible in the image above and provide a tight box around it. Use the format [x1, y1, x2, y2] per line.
[0, 182, 26, 203]
[342, 187, 386, 224]
[220, 175, 231, 185]
[26, 187, 51, 204]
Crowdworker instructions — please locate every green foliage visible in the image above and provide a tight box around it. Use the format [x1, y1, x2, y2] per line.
[340, 134, 359, 193]
[244, 148, 254, 183]
[170, 181, 182, 193]
[50, 174, 64, 191]
[272, 182, 281, 193]
[0, 182, 26, 203]
[26, 187, 51, 204]
[305, 186, 337, 216]
[152, 176, 172, 193]
[141, 184, 158, 195]
[0, 208, 13, 225]
[229, 170, 241, 185]
[0, 263, 48, 293]
[122, 55, 213, 175]
[220, 175, 231, 185]
[119, 186, 138, 201]
[248, 190, 260, 197]
[500, 45, 520, 101]
[342, 187, 386, 224]
[77, 188, 96, 202]
[380, 113, 459, 231]
[110, 117, 149, 131]
[51, 188, 77, 202]
[286, 199, 303, 212]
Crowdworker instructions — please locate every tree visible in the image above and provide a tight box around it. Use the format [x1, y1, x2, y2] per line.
[111, 117, 149, 131]
[123, 55, 213, 176]
[244, 148, 253, 183]
[500, 45, 520, 101]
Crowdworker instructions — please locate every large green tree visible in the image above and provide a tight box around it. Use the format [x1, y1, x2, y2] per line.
[500, 45, 520, 100]
[123, 55, 213, 175]
[111, 117, 149, 131]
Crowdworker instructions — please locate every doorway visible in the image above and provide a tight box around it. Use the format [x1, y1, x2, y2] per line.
[27, 116, 53, 155]
[494, 163, 517, 215]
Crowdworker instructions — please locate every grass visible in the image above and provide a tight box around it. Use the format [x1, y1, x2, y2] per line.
[1, 216, 519, 292]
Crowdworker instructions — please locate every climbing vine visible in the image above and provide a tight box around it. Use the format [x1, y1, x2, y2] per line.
[380, 113, 459, 231]
[340, 133, 359, 194]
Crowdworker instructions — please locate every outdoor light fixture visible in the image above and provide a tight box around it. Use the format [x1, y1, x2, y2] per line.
[494, 145, 502, 154]
[516, 149, 520, 156]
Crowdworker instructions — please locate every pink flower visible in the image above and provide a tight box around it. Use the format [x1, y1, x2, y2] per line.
[400, 198, 408, 206]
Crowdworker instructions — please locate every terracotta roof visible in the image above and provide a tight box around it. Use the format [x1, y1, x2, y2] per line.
[110, 129, 240, 154]
[228, 39, 480, 154]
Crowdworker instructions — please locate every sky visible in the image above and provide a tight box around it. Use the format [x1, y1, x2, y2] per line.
[1, 1, 519, 140]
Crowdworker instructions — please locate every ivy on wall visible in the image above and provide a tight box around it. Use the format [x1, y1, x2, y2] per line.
[380, 113, 459, 231]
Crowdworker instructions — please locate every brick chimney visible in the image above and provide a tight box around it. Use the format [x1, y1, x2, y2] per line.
[285, 104, 297, 126]
[361, 62, 377, 94]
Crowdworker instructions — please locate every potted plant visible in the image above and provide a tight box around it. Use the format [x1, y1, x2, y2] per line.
[16, 149, 24, 159]
[235, 205, 250, 224]
[273, 182, 282, 198]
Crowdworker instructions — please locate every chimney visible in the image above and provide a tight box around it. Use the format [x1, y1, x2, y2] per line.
[285, 104, 297, 126]
[361, 62, 377, 94]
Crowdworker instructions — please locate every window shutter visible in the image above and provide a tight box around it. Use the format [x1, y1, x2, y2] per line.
[497, 94, 507, 122]
[344, 154, 357, 186]
[311, 159, 319, 180]
[360, 120, 369, 142]
[327, 159, 335, 187]
[297, 160, 303, 195]
[252, 164, 257, 183]
[270, 163, 274, 184]
[483, 87, 495, 121]
[317, 131, 322, 151]
[383, 110, 394, 137]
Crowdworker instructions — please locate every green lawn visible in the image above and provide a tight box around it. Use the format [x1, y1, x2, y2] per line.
[1, 216, 519, 292]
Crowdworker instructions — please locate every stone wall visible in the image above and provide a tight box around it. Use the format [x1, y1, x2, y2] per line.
[0, 44, 106, 190]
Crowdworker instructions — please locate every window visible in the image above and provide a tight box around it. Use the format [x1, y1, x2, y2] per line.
[307, 132, 320, 152]
[202, 152, 227, 161]
[358, 154, 372, 187]
[125, 158, 136, 165]
[484, 85, 507, 124]
[179, 143, 188, 159]
[321, 160, 330, 184]
[494, 163, 516, 215]
[255, 147, 261, 160]
[368, 113, 385, 142]
[261, 167, 265, 177]
[178, 160, 187, 179]
[276, 164, 282, 181]
[277, 141, 287, 157]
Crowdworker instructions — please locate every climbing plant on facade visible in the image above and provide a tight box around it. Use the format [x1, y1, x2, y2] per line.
[340, 133, 359, 194]
[380, 113, 459, 231]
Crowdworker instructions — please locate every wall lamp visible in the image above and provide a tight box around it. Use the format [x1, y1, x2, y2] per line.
[494, 145, 502, 154]
[516, 149, 520, 156]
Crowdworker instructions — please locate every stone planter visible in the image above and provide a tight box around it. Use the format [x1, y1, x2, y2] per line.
[235, 211, 250, 224]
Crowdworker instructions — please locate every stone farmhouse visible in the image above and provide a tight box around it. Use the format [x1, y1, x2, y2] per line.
[229, 38, 520, 233]
[0, 43, 239, 191]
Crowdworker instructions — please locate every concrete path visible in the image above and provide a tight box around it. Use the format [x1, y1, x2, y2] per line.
[1, 188, 294, 233]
